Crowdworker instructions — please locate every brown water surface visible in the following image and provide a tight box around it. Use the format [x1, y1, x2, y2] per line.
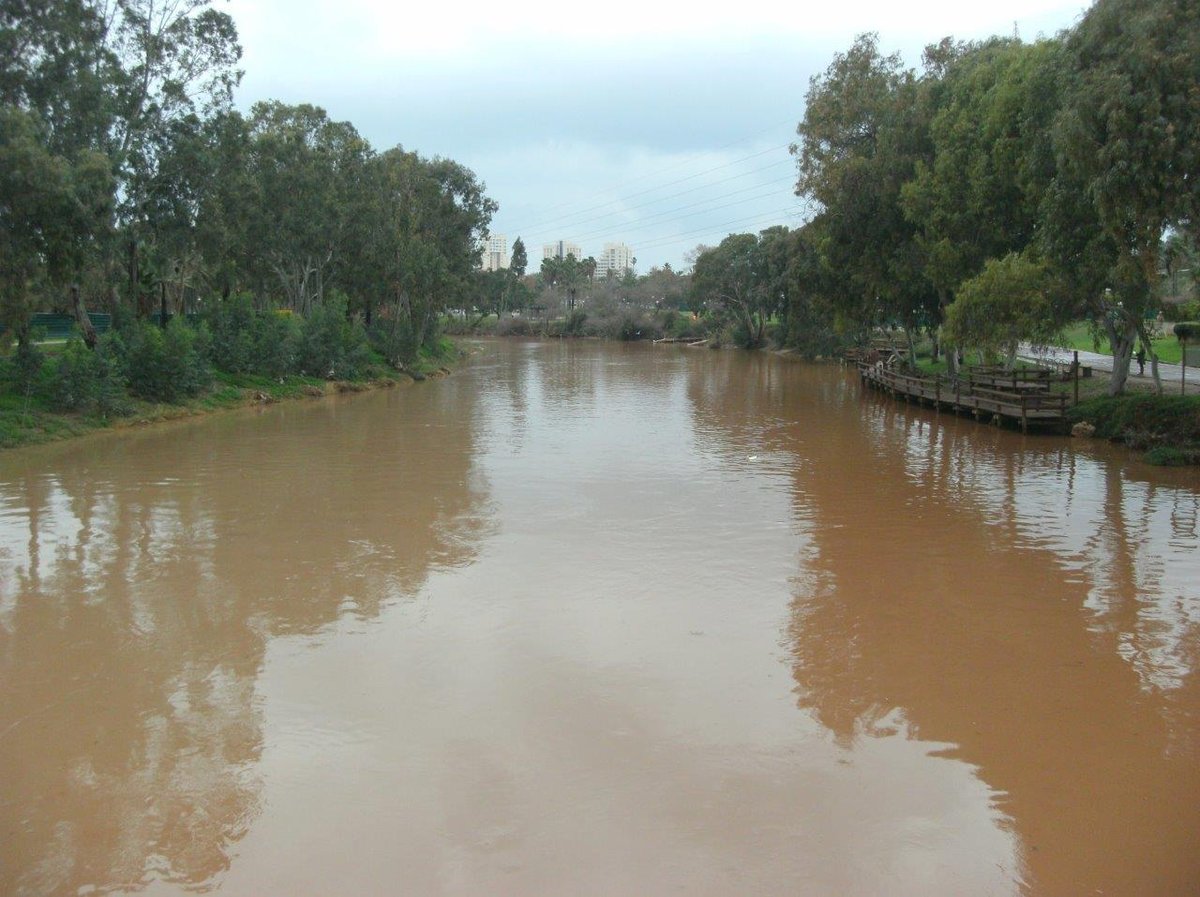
[2, 341, 1198, 896]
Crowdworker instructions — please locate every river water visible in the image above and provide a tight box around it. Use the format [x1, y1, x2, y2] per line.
[1, 340, 1198, 896]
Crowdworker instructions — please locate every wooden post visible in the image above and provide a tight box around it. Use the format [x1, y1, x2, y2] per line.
[1181, 337, 1187, 396]
[1073, 350, 1080, 405]
[1021, 396, 1028, 434]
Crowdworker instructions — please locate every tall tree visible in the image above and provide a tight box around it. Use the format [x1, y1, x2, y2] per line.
[2, 0, 242, 318]
[0, 0, 118, 157]
[691, 232, 773, 348]
[901, 37, 1064, 365]
[360, 147, 495, 355]
[1050, 0, 1200, 394]
[541, 254, 583, 310]
[510, 236, 527, 277]
[792, 33, 936, 360]
[240, 102, 369, 314]
[0, 106, 113, 342]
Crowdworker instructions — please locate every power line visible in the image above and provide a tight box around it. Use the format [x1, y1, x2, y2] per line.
[506, 117, 797, 229]
[570, 182, 796, 246]
[633, 205, 805, 254]
[523, 160, 796, 243]
[508, 142, 794, 236]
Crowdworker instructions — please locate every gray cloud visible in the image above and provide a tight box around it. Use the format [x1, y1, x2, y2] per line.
[229, 5, 1088, 269]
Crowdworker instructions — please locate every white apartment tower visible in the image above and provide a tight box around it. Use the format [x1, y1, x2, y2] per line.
[543, 240, 582, 261]
[479, 234, 509, 271]
[596, 242, 634, 279]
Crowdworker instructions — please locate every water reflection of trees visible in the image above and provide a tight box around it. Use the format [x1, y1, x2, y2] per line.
[685, 356, 1200, 895]
[0, 379, 490, 896]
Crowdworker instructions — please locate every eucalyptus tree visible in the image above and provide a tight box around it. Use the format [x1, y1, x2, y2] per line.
[1161, 232, 1195, 302]
[792, 33, 936, 358]
[238, 102, 370, 314]
[1049, 0, 1200, 394]
[942, 252, 1058, 367]
[901, 37, 1064, 369]
[0, 106, 113, 344]
[0, 0, 119, 157]
[360, 147, 495, 359]
[2, 0, 242, 318]
[779, 222, 837, 353]
[690, 232, 771, 347]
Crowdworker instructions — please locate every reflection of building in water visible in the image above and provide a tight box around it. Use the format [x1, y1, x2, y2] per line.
[0, 381, 491, 896]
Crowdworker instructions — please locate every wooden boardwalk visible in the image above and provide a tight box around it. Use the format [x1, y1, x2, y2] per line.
[858, 363, 1069, 433]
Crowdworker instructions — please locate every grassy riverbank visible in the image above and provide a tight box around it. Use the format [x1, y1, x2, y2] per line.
[0, 335, 460, 452]
[1067, 395, 1200, 466]
[908, 354, 1199, 465]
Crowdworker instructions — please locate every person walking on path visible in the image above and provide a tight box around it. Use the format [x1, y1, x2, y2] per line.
[1136, 348, 1146, 376]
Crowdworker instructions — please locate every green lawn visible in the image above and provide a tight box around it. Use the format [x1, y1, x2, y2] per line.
[1055, 321, 1185, 365]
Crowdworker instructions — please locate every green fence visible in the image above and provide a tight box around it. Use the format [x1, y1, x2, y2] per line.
[0, 313, 113, 340]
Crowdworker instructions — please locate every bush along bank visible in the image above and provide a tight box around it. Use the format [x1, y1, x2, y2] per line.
[0, 296, 460, 451]
[1068, 395, 1200, 466]
[443, 306, 710, 343]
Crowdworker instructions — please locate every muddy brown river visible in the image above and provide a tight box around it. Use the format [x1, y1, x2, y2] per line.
[2, 340, 1199, 896]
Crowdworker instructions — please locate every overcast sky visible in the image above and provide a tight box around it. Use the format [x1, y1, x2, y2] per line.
[225, 0, 1091, 271]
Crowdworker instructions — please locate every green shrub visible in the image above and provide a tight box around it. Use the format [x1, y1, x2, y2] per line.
[1068, 395, 1200, 462]
[297, 295, 370, 379]
[1162, 302, 1199, 323]
[368, 314, 419, 368]
[597, 311, 661, 341]
[563, 310, 588, 337]
[50, 338, 129, 415]
[659, 309, 708, 340]
[205, 295, 300, 377]
[496, 317, 537, 337]
[11, 334, 44, 392]
[205, 294, 256, 372]
[115, 318, 211, 402]
[1144, 445, 1200, 466]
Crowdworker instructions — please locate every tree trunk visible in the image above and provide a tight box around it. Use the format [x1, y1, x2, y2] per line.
[945, 337, 959, 379]
[128, 239, 138, 301]
[1104, 316, 1137, 396]
[159, 282, 168, 329]
[71, 284, 98, 350]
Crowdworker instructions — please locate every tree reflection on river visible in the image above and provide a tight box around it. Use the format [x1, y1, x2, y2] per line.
[685, 350, 1199, 895]
[0, 378, 490, 895]
[1, 342, 1197, 896]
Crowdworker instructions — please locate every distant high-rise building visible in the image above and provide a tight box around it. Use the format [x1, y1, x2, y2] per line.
[479, 234, 509, 271]
[543, 240, 582, 261]
[596, 242, 634, 279]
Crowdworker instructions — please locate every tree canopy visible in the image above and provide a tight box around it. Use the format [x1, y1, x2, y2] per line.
[0, 1, 495, 363]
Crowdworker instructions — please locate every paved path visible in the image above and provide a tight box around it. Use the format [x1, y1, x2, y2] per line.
[1019, 343, 1199, 390]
